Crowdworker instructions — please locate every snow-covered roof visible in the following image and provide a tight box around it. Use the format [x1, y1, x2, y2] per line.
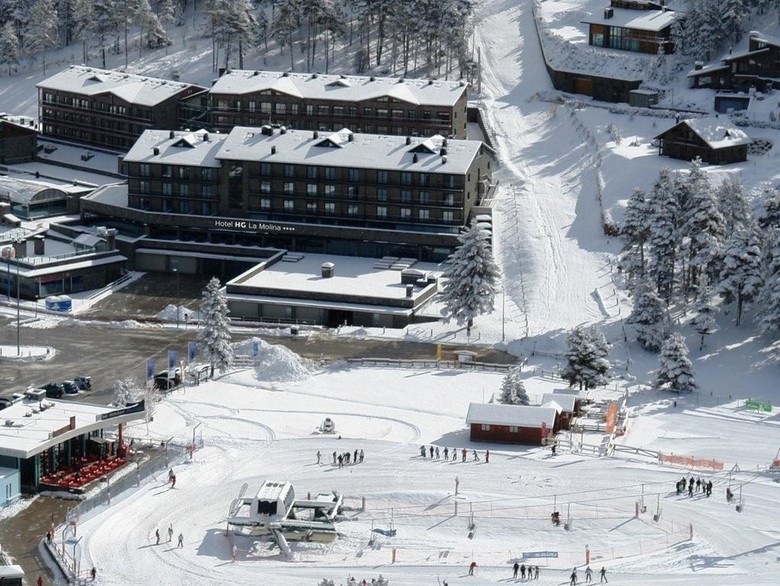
[36, 66, 205, 107]
[657, 118, 752, 149]
[581, 7, 681, 32]
[750, 32, 780, 48]
[216, 126, 483, 175]
[123, 129, 227, 166]
[210, 70, 468, 107]
[724, 46, 769, 63]
[0, 113, 38, 132]
[465, 403, 559, 428]
[0, 176, 93, 205]
[0, 398, 145, 459]
[541, 393, 576, 411]
[687, 63, 729, 77]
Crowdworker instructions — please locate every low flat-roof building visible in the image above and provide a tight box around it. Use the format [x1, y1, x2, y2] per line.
[655, 117, 751, 164]
[0, 396, 145, 493]
[37, 66, 207, 152]
[465, 403, 561, 445]
[582, 1, 682, 54]
[0, 176, 94, 220]
[0, 114, 38, 165]
[226, 252, 440, 328]
[203, 70, 469, 138]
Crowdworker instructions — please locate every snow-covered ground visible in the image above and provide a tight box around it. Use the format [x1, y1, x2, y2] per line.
[0, 1, 779, 585]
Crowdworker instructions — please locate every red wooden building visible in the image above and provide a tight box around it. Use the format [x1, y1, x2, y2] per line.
[465, 403, 561, 446]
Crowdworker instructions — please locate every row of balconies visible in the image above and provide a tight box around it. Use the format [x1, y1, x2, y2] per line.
[41, 99, 154, 122]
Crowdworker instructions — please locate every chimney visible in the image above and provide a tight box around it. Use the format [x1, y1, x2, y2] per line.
[405, 136, 411, 145]
[694, 61, 704, 70]
[105, 228, 117, 250]
[440, 147, 447, 156]
[33, 235, 45, 255]
[12, 240, 25, 259]
[348, 133, 354, 142]
[442, 155, 447, 164]
[203, 132, 209, 142]
[321, 262, 335, 278]
[153, 147, 160, 155]
[169, 130, 175, 139]
[405, 284, 414, 298]
[280, 126, 287, 134]
[313, 131, 319, 139]
[271, 146, 276, 155]
[604, 7, 613, 19]
[413, 154, 418, 163]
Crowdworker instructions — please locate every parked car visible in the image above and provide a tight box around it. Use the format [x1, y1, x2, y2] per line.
[74, 375, 92, 390]
[153, 368, 182, 391]
[42, 383, 64, 398]
[62, 380, 80, 394]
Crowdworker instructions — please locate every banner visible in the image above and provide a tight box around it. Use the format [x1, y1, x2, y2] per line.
[168, 350, 177, 374]
[252, 339, 260, 358]
[146, 358, 155, 384]
[188, 342, 197, 363]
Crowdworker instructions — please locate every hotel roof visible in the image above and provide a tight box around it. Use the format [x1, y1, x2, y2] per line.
[37, 66, 206, 107]
[123, 128, 227, 166]
[210, 70, 468, 107]
[216, 126, 485, 174]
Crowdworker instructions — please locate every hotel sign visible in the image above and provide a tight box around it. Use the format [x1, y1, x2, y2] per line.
[213, 219, 295, 232]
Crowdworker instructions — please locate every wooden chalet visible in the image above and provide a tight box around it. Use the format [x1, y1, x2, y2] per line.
[582, 1, 682, 55]
[654, 117, 750, 165]
[465, 403, 561, 446]
[541, 393, 578, 430]
[688, 33, 780, 92]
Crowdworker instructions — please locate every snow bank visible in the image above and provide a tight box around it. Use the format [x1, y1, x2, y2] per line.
[157, 304, 197, 322]
[234, 337, 315, 383]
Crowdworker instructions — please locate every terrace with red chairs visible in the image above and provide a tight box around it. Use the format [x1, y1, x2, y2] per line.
[39, 456, 126, 492]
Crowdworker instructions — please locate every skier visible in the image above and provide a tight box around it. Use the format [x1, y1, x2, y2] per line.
[168, 468, 174, 483]
[359, 449, 364, 463]
[688, 481, 694, 497]
[354, 449, 359, 463]
[168, 524, 173, 542]
[599, 567, 608, 583]
[333, 451, 337, 464]
[420, 445, 426, 458]
[520, 563, 526, 579]
[37, 576, 42, 586]
[513, 561, 519, 578]
[444, 447, 449, 460]
[345, 452, 351, 464]
[473, 450, 479, 461]
[452, 449, 457, 462]
[317, 450, 321, 464]
[468, 561, 477, 575]
[171, 474, 176, 489]
[551, 444, 556, 456]
[462, 448, 467, 462]
[338, 454, 343, 468]
[680, 477, 687, 492]
[706, 480, 713, 496]
[534, 566, 540, 579]
[585, 566, 593, 583]
[91, 567, 96, 580]
[430, 446, 434, 458]
[485, 449, 490, 463]
[155, 528, 160, 545]
[435, 446, 440, 459]
[177, 533, 184, 548]
[695, 478, 701, 493]
[570, 567, 577, 585]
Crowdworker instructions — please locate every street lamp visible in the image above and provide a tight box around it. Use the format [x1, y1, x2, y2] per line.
[173, 266, 180, 329]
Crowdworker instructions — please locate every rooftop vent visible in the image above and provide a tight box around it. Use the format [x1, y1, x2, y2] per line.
[442, 155, 447, 164]
[348, 133, 354, 142]
[312, 72, 318, 78]
[203, 132, 209, 142]
[405, 136, 411, 145]
[428, 79, 434, 85]
[413, 154, 418, 163]
[440, 147, 447, 156]
[694, 61, 704, 70]
[604, 7, 613, 19]
[253, 70, 260, 76]
[153, 147, 160, 155]
[321, 262, 335, 278]
[280, 126, 287, 134]
[169, 130, 175, 139]
[271, 146, 276, 155]
[282, 71, 290, 77]
[261, 126, 274, 136]
[313, 131, 319, 139]
[370, 76, 376, 81]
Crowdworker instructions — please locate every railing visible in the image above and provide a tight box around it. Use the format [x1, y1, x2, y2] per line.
[344, 357, 513, 371]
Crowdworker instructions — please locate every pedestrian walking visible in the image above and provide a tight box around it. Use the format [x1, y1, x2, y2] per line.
[688, 481, 694, 497]
[338, 454, 343, 468]
[171, 474, 176, 489]
[534, 565, 540, 579]
[46, 531, 52, 543]
[435, 447, 440, 459]
[444, 447, 449, 460]
[359, 449, 364, 463]
[177, 533, 184, 548]
[420, 445, 426, 458]
[485, 449, 490, 463]
[520, 563, 526, 579]
[155, 529, 160, 545]
[706, 480, 712, 496]
[462, 448, 467, 462]
[430, 446, 434, 458]
[317, 450, 321, 464]
[345, 452, 351, 464]
[696, 478, 701, 493]
[585, 566, 592, 583]
[333, 451, 337, 464]
[91, 567, 96, 580]
[599, 567, 608, 583]
[513, 561, 519, 578]
[468, 561, 477, 575]
[354, 449, 359, 463]
[570, 567, 577, 585]
[168, 524, 173, 542]
[37, 576, 43, 586]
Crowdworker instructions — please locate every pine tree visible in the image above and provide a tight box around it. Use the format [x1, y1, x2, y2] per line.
[440, 220, 500, 334]
[716, 176, 751, 234]
[560, 326, 610, 390]
[758, 227, 780, 336]
[113, 377, 139, 406]
[628, 283, 668, 352]
[646, 169, 679, 302]
[620, 187, 652, 286]
[722, 0, 750, 43]
[197, 277, 233, 376]
[689, 286, 718, 351]
[25, 0, 58, 74]
[759, 187, 780, 230]
[656, 333, 697, 393]
[0, 21, 20, 75]
[499, 365, 529, 405]
[719, 225, 764, 326]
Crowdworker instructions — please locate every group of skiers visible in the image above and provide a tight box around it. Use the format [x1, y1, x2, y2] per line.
[570, 566, 608, 584]
[675, 476, 713, 497]
[325, 449, 364, 468]
[419, 446, 490, 463]
[153, 523, 183, 548]
[511, 561, 541, 580]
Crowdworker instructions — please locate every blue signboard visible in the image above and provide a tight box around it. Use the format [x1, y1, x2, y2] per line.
[188, 342, 197, 363]
[168, 350, 177, 373]
[146, 358, 155, 384]
[523, 551, 558, 559]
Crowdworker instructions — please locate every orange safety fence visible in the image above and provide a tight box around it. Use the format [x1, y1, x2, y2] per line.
[771, 459, 780, 469]
[659, 453, 724, 471]
[605, 402, 617, 434]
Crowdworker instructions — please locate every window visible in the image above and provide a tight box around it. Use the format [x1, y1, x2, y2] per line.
[307, 184, 318, 196]
[284, 164, 295, 178]
[444, 193, 455, 206]
[139, 163, 150, 177]
[179, 199, 191, 213]
[376, 206, 387, 218]
[401, 172, 412, 185]
[260, 102, 272, 113]
[348, 168, 359, 182]
[348, 186, 358, 198]
[377, 108, 388, 118]
[324, 202, 335, 215]
[418, 173, 429, 187]
[260, 181, 271, 193]
[377, 188, 387, 202]
[139, 180, 150, 194]
[324, 185, 336, 196]
[480, 424, 490, 431]
[347, 204, 359, 216]
[248, 101, 256, 112]
[400, 208, 411, 219]
[202, 185, 213, 198]
[284, 200, 294, 212]
[364, 107, 373, 116]
[392, 109, 403, 119]
[178, 167, 189, 180]
[324, 167, 337, 180]
[291, 104, 299, 115]
[307, 166, 317, 179]
[306, 105, 314, 116]
[161, 165, 172, 178]
[377, 170, 388, 184]
[284, 182, 295, 195]
[178, 184, 189, 197]
[260, 162, 271, 175]
[260, 198, 271, 209]
[201, 168, 212, 181]
[418, 191, 430, 204]
[443, 211, 454, 222]
[276, 103, 286, 114]
[202, 202, 212, 215]
[401, 190, 412, 203]
[418, 209, 429, 220]
[307, 201, 318, 214]
[509, 426, 519, 433]
[162, 183, 172, 196]
[318, 105, 329, 115]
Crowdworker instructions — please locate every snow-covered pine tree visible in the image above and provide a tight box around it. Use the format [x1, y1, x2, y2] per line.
[620, 187, 652, 287]
[758, 227, 780, 337]
[0, 21, 20, 75]
[646, 169, 679, 302]
[113, 377, 140, 406]
[716, 176, 751, 234]
[25, 0, 58, 74]
[197, 276, 233, 376]
[628, 283, 668, 351]
[719, 225, 764, 326]
[271, 0, 297, 71]
[759, 187, 780, 230]
[560, 326, 610, 390]
[440, 219, 501, 334]
[689, 286, 718, 351]
[680, 158, 725, 295]
[721, 0, 750, 43]
[71, 0, 93, 64]
[656, 332, 697, 393]
[499, 365, 529, 405]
